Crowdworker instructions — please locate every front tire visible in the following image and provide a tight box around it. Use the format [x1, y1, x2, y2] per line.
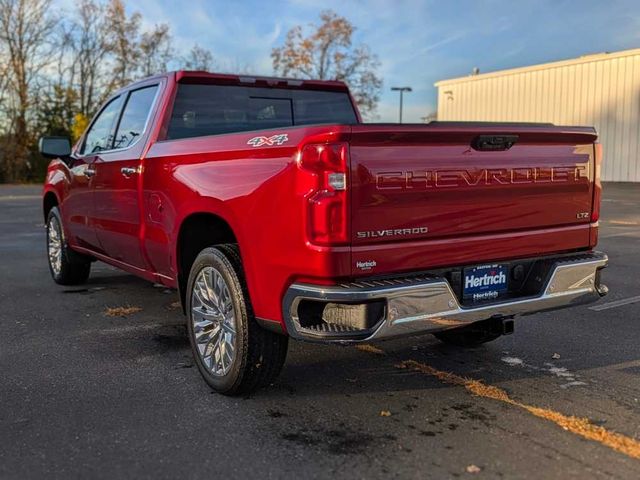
[186, 246, 288, 395]
[46, 206, 91, 285]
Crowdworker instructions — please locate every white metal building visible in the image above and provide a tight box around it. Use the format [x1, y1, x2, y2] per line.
[435, 48, 640, 182]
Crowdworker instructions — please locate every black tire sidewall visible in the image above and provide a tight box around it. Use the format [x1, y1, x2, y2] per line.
[186, 247, 249, 393]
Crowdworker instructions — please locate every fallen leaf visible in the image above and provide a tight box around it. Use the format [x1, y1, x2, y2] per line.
[380, 410, 392, 417]
[466, 464, 481, 474]
[355, 344, 385, 355]
[104, 306, 142, 317]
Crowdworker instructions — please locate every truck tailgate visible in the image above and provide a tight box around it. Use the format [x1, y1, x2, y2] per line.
[349, 123, 598, 276]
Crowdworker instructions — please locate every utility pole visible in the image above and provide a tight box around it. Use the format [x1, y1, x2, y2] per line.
[391, 86, 412, 123]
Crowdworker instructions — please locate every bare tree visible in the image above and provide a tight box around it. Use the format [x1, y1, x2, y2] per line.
[272, 10, 382, 118]
[71, 0, 112, 117]
[182, 44, 213, 71]
[0, 38, 12, 182]
[105, 0, 140, 89]
[138, 23, 173, 77]
[0, 0, 57, 181]
[0, 31, 12, 124]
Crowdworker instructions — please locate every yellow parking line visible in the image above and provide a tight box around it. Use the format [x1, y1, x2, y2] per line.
[355, 345, 640, 460]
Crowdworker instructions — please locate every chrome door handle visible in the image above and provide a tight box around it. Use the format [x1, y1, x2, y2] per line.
[120, 167, 138, 177]
[84, 168, 95, 178]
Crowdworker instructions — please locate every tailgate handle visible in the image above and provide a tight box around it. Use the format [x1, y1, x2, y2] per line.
[472, 135, 518, 151]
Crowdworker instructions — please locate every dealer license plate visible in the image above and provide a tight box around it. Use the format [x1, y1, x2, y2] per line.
[463, 264, 508, 302]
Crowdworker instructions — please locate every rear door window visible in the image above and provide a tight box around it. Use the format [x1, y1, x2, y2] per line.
[166, 84, 357, 140]
[113, 85, 159, 150]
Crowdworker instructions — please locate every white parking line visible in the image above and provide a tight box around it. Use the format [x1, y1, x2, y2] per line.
[589, 295, 640, 311]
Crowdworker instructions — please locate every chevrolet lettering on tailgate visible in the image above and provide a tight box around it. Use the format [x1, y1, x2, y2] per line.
[375, 165, 589, 190]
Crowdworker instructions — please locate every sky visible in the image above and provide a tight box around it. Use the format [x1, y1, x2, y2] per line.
[55, 0, 640, 122]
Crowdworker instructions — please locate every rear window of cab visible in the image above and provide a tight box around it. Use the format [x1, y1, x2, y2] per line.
[166, 84, 357, 140]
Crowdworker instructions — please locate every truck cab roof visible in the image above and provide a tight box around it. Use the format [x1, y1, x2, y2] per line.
[125, 70, 350, 93]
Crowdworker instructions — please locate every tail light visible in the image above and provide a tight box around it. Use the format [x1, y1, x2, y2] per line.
[592, 143, 602, 222]
[298, 143, 349, 245]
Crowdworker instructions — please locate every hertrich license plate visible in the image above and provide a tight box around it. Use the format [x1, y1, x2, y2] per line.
[463, 264, 508, 302]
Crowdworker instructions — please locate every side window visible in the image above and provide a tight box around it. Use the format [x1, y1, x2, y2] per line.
[113, 85, 159, 150]
[81, 96, 123, 155]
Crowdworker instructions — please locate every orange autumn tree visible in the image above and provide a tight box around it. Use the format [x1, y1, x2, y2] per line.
[271, 10, 382, 119]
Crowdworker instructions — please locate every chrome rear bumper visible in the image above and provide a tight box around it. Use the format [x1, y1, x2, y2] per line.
[283, 252, 608, 343]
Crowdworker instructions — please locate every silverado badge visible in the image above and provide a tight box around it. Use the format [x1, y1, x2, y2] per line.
[247, 134, 289, 147]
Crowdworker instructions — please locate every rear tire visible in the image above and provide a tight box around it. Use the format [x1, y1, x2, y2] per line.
[46, 206, 91, 285]
[186, 245, 288, 395]
[434, 319, 503, 347]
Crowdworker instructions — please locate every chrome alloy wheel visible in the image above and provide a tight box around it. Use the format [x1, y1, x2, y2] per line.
[191, 266, 237, 376]
[47, 215, 63, 276]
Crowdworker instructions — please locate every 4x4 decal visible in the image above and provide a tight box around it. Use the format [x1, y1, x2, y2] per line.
[247, 134, 289, 147]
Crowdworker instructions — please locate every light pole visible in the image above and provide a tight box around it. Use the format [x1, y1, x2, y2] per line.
[391, 86, 412, 123]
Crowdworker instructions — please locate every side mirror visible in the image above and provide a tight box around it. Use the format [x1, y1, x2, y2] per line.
[39, 136, 71, 159]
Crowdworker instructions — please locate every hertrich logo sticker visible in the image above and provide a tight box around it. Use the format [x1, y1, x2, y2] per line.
[356, 260, 377, 271]
[247, 134, 289, 147]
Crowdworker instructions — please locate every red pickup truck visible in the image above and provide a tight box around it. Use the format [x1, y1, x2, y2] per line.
[41, 71, 608, 395]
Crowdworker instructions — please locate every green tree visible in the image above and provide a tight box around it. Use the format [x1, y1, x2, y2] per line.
[35, 84, 78, 138]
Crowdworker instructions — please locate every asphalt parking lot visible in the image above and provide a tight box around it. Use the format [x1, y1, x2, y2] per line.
[1, 183, 639, 479]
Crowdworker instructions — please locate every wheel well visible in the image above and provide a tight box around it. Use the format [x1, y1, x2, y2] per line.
[176, 213, 238, 310]
[43, 192, 58, 222]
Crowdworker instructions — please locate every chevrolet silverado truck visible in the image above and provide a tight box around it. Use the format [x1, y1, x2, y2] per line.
[41, 71, 608, 395]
